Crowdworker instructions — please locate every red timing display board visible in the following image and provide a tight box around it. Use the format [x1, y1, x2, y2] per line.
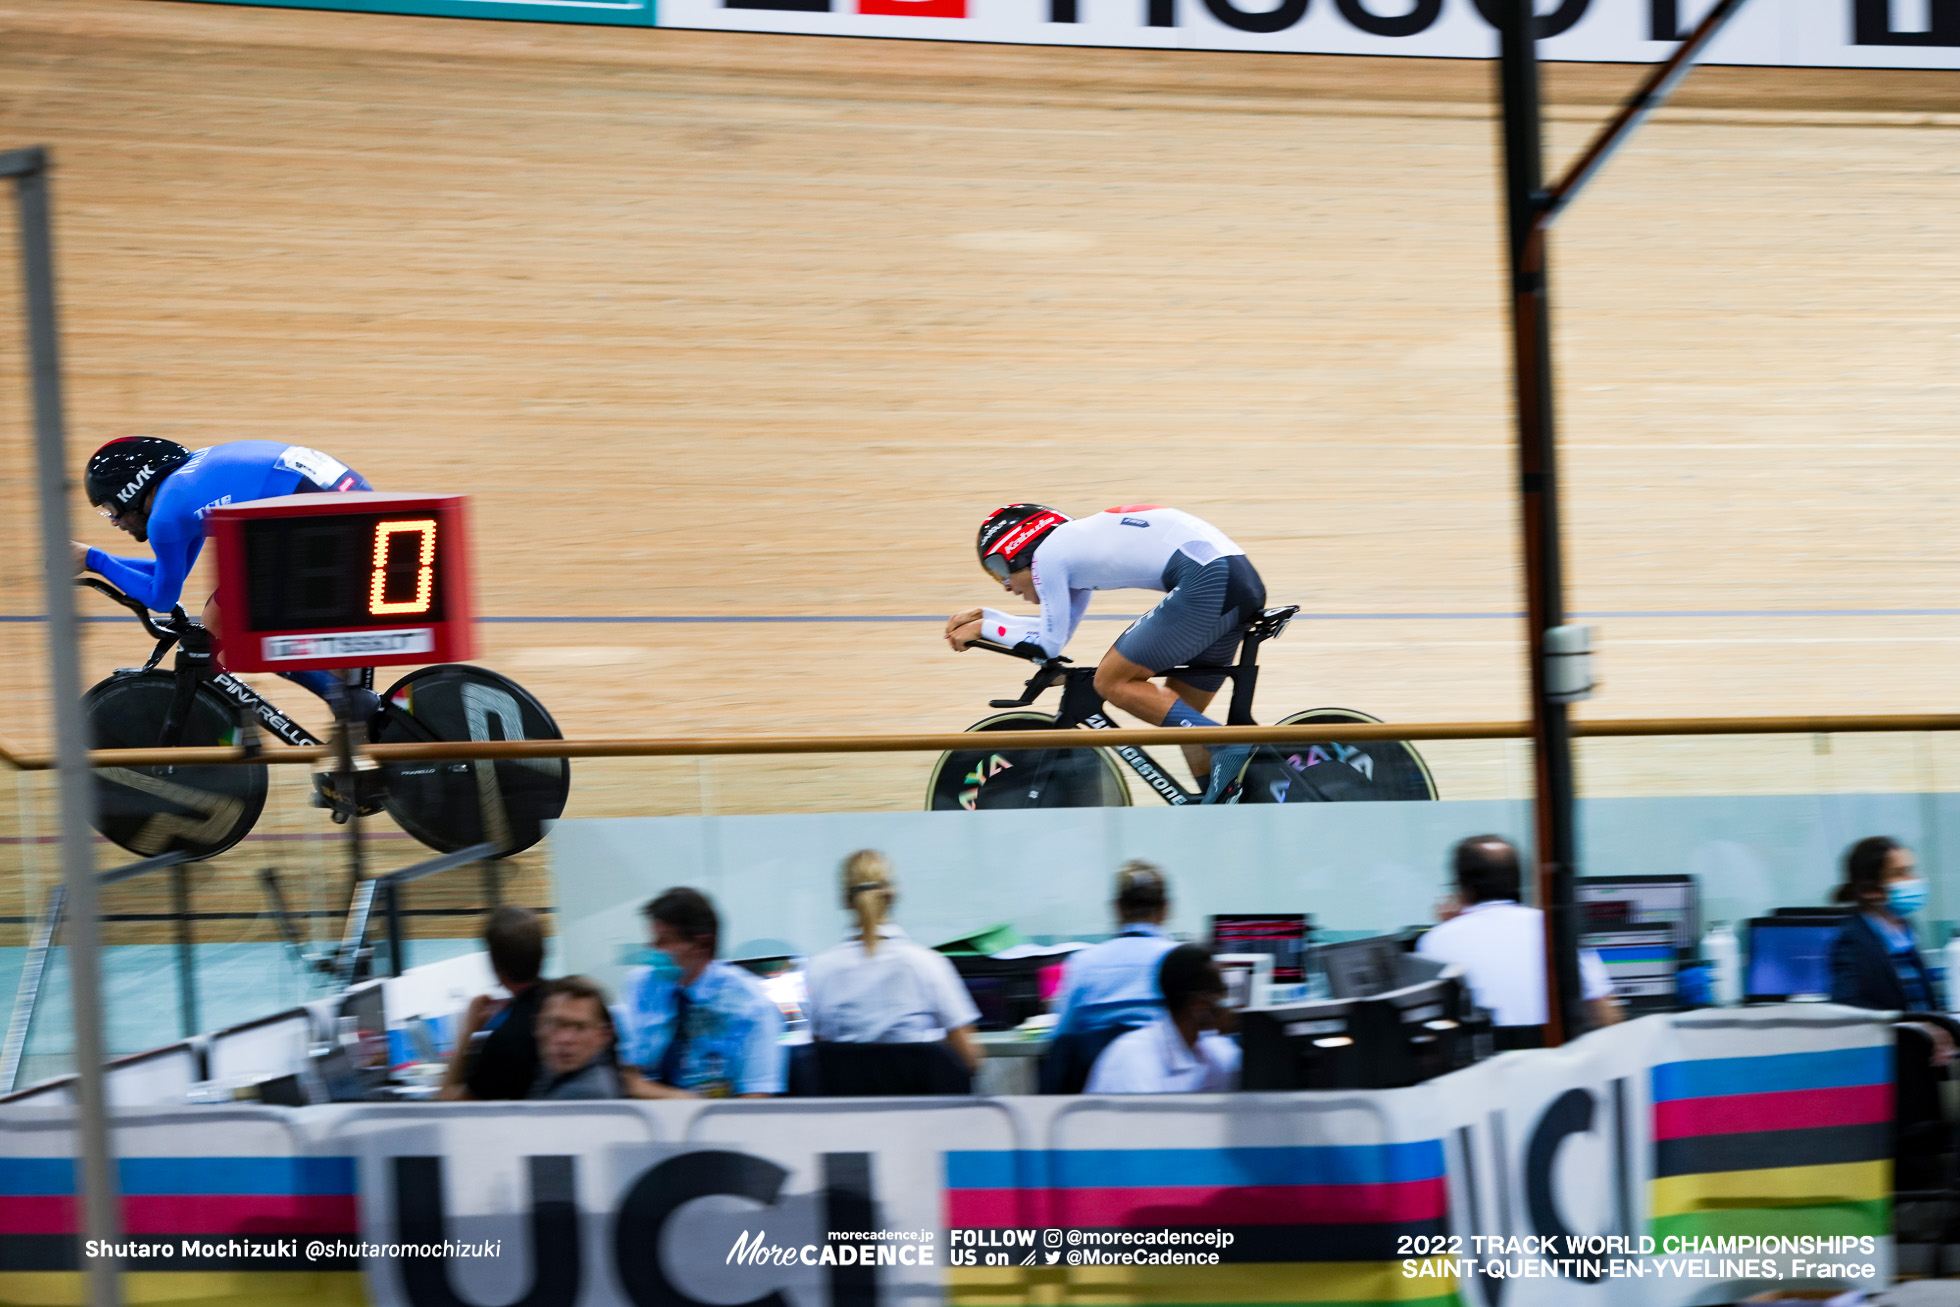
[205, 492, 476, 673]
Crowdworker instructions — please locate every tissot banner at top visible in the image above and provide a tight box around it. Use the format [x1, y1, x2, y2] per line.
[655, 0, 1960, 69]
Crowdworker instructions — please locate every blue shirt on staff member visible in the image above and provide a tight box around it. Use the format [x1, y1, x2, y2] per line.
[621, 960, 786, 1097]
[85, 440, 370, 613]
[1052, 923, 1178, 1036]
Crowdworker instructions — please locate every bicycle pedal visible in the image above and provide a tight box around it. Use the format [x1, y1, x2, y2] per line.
[312, 768, 388, 818]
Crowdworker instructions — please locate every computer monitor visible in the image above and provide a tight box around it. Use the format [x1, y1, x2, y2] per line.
[732, 956, 810, 1033]
[1241, 961, 1468, 1090]
[1210, 915, 1310, 984]
[1584, 922, 1679, 1011]
[1575, 875, 1698, 953]
[946, 954, 1047, 1031]
[1319, 935, 1404, 999]
[1214, 954, 1275, 1011]
[1744, 917, 1841, 1002]
[337, 981, 389, 1072]
[312, 981, 390, 1101]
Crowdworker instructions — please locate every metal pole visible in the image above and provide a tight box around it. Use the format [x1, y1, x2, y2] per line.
[1544, 0, 1752, 223]
[333, 680, 369, 978]
[13, 144, 123, 1306]
[172, 864, 197, 1038]
[385, 880, 404, 979]
[1495, 8, 1584, 1046]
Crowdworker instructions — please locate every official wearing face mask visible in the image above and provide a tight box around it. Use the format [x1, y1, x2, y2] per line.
[1828, 836, 1952, 1066]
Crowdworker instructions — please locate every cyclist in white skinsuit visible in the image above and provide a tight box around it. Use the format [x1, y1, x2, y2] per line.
[946, 504, 1268, 803]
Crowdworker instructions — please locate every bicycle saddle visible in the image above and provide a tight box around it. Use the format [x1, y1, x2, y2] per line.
[1247, 605, 1300, 641]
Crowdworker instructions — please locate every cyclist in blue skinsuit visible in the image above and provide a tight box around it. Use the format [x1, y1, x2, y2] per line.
[72, 437, 376, 712]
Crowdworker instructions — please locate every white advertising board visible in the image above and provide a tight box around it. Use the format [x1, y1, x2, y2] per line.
[0, 1008, 1897, 1307]
[654, 0, 1960, 70]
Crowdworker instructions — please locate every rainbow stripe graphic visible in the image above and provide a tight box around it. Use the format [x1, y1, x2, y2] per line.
[1649, 1045, 1893, 1243]
[945, 1144, 1459, 1306]
[0, 1156, 364, 1305]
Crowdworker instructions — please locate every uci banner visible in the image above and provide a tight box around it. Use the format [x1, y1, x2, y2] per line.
[0, 1007, 1895, 1307]
[654, 0, 1960, 70]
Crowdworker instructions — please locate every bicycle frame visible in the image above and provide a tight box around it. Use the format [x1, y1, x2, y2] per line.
[974, 605, 1299, 807]
[77, 578, 432, 751]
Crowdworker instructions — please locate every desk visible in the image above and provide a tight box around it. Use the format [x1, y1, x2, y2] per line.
[974, 1031, 1049, 1096]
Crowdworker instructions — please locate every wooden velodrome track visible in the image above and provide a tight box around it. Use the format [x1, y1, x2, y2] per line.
[0, 0, 1958, 949]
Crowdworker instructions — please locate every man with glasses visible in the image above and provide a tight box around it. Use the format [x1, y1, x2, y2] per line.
[529, 976, 623, 1101]
[72, 437, 374, 711]
[947, 504, 1267, 802]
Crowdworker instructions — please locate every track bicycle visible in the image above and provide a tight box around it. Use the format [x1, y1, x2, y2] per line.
[926, 604, 1438, 809]
[76, 577, 569, 861]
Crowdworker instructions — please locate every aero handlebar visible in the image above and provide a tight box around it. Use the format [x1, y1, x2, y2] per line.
[76, 577, 192, 650]
[969, 638, 1074, 709]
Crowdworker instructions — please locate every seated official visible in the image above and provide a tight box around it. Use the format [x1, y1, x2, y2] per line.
[803, 850, 981, 1095]
[620, 887, 786, 1099]
[1829, 837, 1952, 1066]
[1043, 862, 1180, 1093]
[1416, 836, 1619, 1047]
[530, 976, 622, 1101]
[1086, 945, 1240, 1094]
[441, 905, 548, 1101]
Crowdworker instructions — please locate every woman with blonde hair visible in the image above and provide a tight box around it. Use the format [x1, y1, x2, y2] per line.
[802, 849, 982, 1095]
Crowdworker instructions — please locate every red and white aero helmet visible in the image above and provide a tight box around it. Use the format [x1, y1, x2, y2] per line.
[976, 504, 1069, 581]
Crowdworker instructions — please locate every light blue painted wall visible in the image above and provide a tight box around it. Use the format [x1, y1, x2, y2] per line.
[11, 790, 1958, 1082]
[552, 795, 1960, 996]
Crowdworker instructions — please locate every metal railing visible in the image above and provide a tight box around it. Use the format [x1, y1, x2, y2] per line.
[8, 714, 1960, 770]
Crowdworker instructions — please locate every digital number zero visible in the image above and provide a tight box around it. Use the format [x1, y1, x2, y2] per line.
[369, 519, 438, 615]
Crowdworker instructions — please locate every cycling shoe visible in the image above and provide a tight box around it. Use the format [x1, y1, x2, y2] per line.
[343, 686, 383, 726]
[1201, 745, 1252, 804]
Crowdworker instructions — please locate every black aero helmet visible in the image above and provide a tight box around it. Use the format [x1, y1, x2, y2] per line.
[976, 504, 1070, 581]
[85, 437, 191, 512]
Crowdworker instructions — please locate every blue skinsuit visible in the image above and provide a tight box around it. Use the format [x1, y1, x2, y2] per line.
[86, 441, 368, 614]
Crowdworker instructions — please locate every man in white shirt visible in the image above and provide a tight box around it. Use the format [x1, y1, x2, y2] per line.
[1416, 836, 1621, 1045]
[1085, 945, 1240, 1094]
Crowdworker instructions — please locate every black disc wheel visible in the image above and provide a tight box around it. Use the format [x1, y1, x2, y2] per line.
[926, 712, 1131, 811]
[81, 671, 267, 860]
[371, 665, 569, 856]
[1236, 708, 1440, 803]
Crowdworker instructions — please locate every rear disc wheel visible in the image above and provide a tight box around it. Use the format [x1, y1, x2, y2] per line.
[926, 711, 1131, 810]
[1236, 708, 1439, 803]
[371, 665, 570, 856]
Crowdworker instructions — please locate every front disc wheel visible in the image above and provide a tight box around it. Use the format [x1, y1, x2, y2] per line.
[926, 712, 1132, 810]
[81, 671, 268, 860]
